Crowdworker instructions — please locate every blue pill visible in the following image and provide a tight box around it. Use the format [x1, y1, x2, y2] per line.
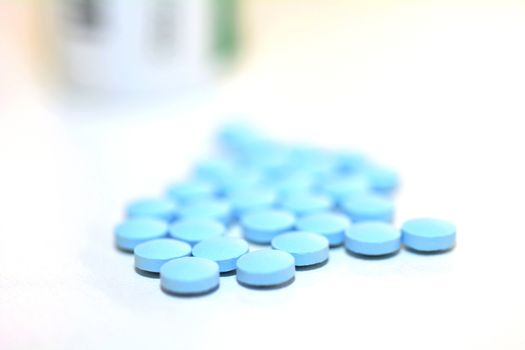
[285, 147, 336, 179]
[192, 236, 249, 272]
[179, 199, 232, 224]
[160, 257, 220, 295]
[295, 212, 350, 246]
[236, 249, 295, 287]
[229, 188, 277, 217]
[269, 173, 315, 197]
[217, 122, 263, 152]
[166, 180, 216, 204]
[126, 198, 178, 222]
[239, 141, 291, 174]
[134, 238, 191, 272]
[168, 219, 225, 246]
[318, 175, 370, 203]
[279, 192, 332, 216]
[335, 151, 367, 174]
[193, 158, 237, 182]
[401, 218, 456, 252]
[240, 209, 295, 244]
[341, 194, 394, 223]
[216, 169, 264, 195]
[193, 159, 264, 195]
[364, 166, 399, 195]
[114, 218, 168, 252]
[288, 146, 334, 168]
[345, 222, 401, 256]
[271, 231, 329, 267]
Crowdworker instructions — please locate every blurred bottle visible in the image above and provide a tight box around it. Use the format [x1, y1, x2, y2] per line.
[213, 0, 238, 62]
[55, 0, 238, 94]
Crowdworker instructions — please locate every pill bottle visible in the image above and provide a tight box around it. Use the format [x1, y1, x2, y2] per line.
[54, 0, 238, 94]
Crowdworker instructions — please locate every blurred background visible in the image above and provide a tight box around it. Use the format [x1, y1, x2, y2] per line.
[1, 1, 525, 349]
[3, 0, 525, 116]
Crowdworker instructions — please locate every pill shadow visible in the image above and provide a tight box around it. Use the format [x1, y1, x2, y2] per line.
[237, 277, 295, 291]
[137, 268, 235, 279]
[295, 259, 329, 271]
[403, 245, 456, 255]
[220, 270, 237, 277]
[345, 249, 400, 260]
[114, 244, 133, 255]
[329, 243, 344, 249]
[134, 267, 160, 279]
[161, 285, 220, 298]
[243, 239, 271, 248]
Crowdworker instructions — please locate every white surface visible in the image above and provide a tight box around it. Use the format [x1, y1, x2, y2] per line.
[2, 87, 524, 350]
[2, 2, 525, 349]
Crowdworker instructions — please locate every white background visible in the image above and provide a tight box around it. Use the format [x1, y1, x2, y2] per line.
[1, 1, 525, 349]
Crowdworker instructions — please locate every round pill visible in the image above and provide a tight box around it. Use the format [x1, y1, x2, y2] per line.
[236, 249, 295, 288]
[217, 122, 263, 152]
[114, 218, 168, 252]
[229, 188, 277, 217]
[160, 257, 220, 295]
[341, 194, 394, 223]
[345, 222, 401, 256]
[134, 238, 191, 273]
[288, 146, 333, 168]
[239, 141, 291, 175]
[401, 218, 456, 252]
[168, 219, 225, 246]
[279, 192, 332, 216]
[318, 175, 370, 203]
[285, 148, 336, 179]
[295, 212, 350, 246]
[271, 231, 329, 267]
[216, 169, 263, 195]
[179, 199, 232, 225]
[269, 173, 314, 197]
[335, 151, 367, 174]
[193, 158, 237, 182]
[126, 198, 178, 222]
[192, 237, 249, 272]
[240, 209, 295, 244]
[166, 180, 216, 204]
[364, 166, 399, 195]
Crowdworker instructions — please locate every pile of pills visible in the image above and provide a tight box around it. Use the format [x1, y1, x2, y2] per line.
[114, 123, 456, 296]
